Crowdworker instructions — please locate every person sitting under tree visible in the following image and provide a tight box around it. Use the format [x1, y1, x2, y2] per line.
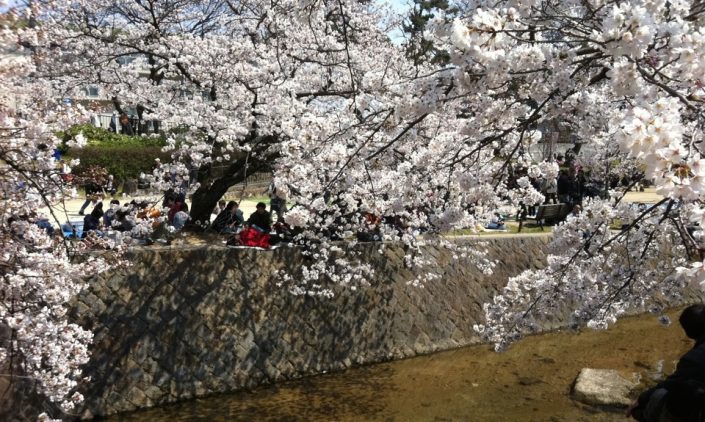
[247, 202, 272, 233]
[212, 199, 226, 217]
[82, 203, 104, 238]
[211, 201, 244, 234]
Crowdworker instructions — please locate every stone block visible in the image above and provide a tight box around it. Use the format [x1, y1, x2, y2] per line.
[142, 385, 165, 401]
[572, 368, 638, 407]
[125, 387, 150, 408]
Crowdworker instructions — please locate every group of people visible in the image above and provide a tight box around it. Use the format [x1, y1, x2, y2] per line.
[64, 182, 287, 246]
[211, 200, 284, 248]
[513, 162, 589, 227]
[63, 190, 190, 241]
[63, 199, 135, 239]
[532, 167, 587, 207]
[90, 105, 159, 137]
[78, 175, 116, 215]
[208, 182, 289, 247]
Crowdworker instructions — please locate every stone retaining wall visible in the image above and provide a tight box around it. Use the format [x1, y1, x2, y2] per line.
[72, 236, 551, 418]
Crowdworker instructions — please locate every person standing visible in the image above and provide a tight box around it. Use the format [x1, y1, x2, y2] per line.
[79, 181, 100, 215]
[104, 175, 117, 196]
[119, 113, 135, 136]
[542, 176, 558, 204]
[111, 113, 135, 135]
[268, 182, 287, 222]
[557, 170, 573, 204]
[89, 104, 102, 128]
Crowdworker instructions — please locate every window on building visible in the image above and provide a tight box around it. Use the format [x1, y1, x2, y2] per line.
[84, 86, 100, 97]
[116, 56, 136, 66]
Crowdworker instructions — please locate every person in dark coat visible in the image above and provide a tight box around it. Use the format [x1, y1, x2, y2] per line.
[628, 304, 705, 421]
[114, 209, 135, 232]
[247, 202, 272, 233]
[576, 169, 587, 202]
[118, 113, 135, 136]
[211, 201, 244, 233]
[82, 203, 104, 238]
[557, 171, 574, 204]
[79, 181, 101, 215]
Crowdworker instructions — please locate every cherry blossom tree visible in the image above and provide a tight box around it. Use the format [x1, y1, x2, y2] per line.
[402, 0, 455, 65]
[5, 2, 705, 419]
[37, 0, 410, 226]
[1, 6, 109, 419]
[419, 0, 705, 348]
[37, 0, 705, 350]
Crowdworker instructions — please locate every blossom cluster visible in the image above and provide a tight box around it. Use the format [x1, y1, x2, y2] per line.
[22, 0, 705, 353]
[1, 10, 110, 418]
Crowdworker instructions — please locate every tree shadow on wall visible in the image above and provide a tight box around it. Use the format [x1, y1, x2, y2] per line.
[73, 244, 400, 419]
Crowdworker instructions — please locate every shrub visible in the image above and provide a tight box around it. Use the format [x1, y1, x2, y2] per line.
[62, 124, 167, 148]
[61, 125, 171, 183]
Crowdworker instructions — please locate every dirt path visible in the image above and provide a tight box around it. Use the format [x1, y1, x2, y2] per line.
[39, 195, 263, 224]
[38, 187, 664, 229]
[621, 187, 662, 204]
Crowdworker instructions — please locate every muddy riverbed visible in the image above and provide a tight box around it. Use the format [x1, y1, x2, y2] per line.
[108, 310, 690, 421]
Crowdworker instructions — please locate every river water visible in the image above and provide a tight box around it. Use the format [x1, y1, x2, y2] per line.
[109, 311, 691, 422]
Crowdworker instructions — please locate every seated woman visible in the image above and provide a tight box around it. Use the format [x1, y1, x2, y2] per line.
[172, 203, 190, 231]
[485, 213, 506, 230]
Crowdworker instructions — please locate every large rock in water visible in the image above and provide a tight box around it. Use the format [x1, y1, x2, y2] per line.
[572, 368, 638, 407]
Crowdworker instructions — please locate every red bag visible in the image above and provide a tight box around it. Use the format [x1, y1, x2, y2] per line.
[238, 227, 270, 248]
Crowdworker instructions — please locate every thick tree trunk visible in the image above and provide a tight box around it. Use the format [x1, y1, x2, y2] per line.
[187, 157, 270, 229]
[186, 134, 278, 229]
[188, 178, 235, 227]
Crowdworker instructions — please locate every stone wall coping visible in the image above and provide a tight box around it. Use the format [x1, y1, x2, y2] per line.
[122, 233, 554, 253]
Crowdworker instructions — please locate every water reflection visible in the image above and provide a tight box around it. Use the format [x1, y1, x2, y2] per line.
[109, 311, 691, 422]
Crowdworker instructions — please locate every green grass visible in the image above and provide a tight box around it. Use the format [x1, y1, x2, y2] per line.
[610, 218, 625, 230]
[448, 223, 553, 236]
[220, 194, 270, 203]
[241, 196, 270, 204]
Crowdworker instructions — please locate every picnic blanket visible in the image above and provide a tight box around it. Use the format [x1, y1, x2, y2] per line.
[229, 227, 271, 248]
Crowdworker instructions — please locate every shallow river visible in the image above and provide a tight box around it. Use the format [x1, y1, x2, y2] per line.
[109, 311, 691, 422]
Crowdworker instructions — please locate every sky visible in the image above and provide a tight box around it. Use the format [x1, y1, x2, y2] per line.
[1, 0, 412, 12]
[379, 0, 412, 44]
[385, 0, 411, 13]
[1, 0, 414, 43]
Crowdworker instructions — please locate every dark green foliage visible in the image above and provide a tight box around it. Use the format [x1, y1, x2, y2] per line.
[61, 124, 171, 182]
[61, 124, 167, 148]
[402, 0, 455, 65]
